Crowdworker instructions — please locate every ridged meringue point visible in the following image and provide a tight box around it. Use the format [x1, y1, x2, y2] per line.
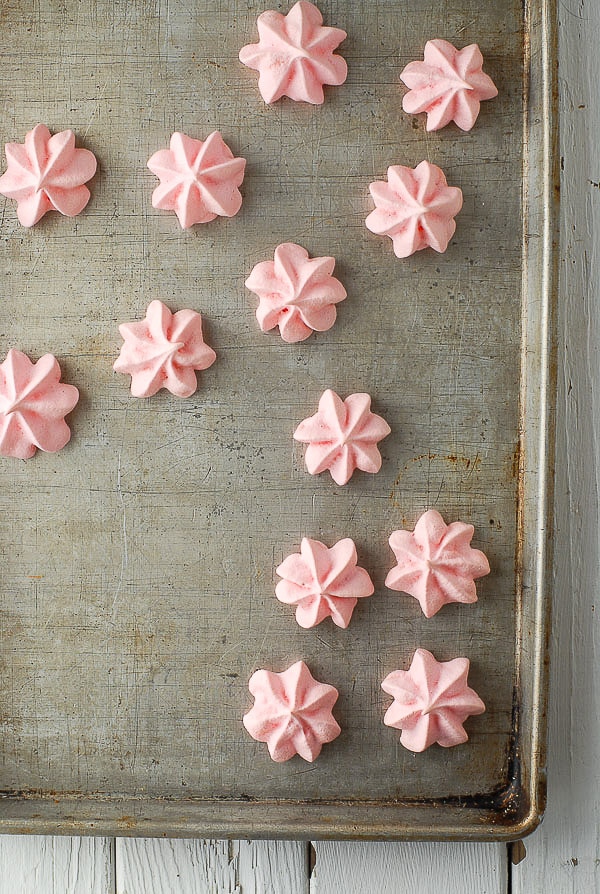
[365, 160, 463, 258]
[385, 509, 490, 618]
[245, 242, 347, 342]
[276, 537, 374, 628]
[0, 349, 79, 459]
[381, 648, 486, 752]
[400, 39, 498, 132]
[0, 123, 97, 227]
[147, 131, 246, 228]
[114, 299, 216, 398]
[243, 660, 341, 761]
[293, 389, 391, 485]
[239, 0, 348, 104]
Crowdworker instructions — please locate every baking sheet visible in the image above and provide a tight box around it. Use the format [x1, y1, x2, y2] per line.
[0, 0, 556, 838]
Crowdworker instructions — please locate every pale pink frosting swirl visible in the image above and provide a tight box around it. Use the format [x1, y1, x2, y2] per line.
[0, 349, 79, 459]
[0, 124, 97, 227]
[366, 160, 463, 258]
[239, 0, 347, 104]
[243, 660, 341, 762]
[400, 39, 498, 132]
[382, 648, 485, 752]
[294, 389, 391, 485]
[245, 243, 346, 343]
[385, 509, 490, 618]
[114, 299, 216, 398]
[276, 537, 374, 628]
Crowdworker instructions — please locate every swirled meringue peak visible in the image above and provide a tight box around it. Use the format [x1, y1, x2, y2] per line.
[0, 349, 79, 459]
[114, 299, 216, 398]
[365, 160, 463, 258]
[385, 509, 490, 618]
[239, 0, 348, 104]
[245, 242, 347, 342]
[381, 648, 485, 752]
[147, 131, 246, 228]
[294, 389, 391, 485]
[400, 39, 498, 132]
[0, 123, 97, 227]
[243, 660, 341, 762]
[276, 537, 374, 628]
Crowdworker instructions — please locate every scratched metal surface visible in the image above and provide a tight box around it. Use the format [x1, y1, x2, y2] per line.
[0, 0, 552, 838]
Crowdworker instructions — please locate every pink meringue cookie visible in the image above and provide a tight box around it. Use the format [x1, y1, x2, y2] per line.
[294, 389, 391, 485]
[147, 131, 246, 229]
[0, 123, 97, 227]
[381, 648, 486, 752]
[243, 660, 341, 762]
[385, 509, 490, 618]
[276, 537, 374, 628]
[400, 39, 498, 132]
[113, 299, 216, 398]
[0, 349, 79, 459]
[365, 160, 463, 258]
[245, 242, 347, 343]
[239, 0, 348, 104]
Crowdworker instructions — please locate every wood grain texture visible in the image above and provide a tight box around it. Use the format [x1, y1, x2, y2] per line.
[512, 0, 600, 888]
[309, 842, 507, 894]
[116, 839, 237, 894]
[235, 840, 308, 894]
[0, 836, 114, 894]
[115, 839, 307, 894]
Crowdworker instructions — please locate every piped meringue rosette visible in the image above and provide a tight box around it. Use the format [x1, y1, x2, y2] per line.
[239, 0, 348, 105]
[147, 131, 246, 229]
[381, 648, 485, 752]
[114, 299, 216, 398]
[276, 537, 374, 628]
[365, 160, 463, 258]
[294, 389, 391, 485]
[400, 39, 498, 132]
[245, 242, 347, 343]
[243, 660, 341, 762]
[385, 509, 490, 618]
[0, 123, 97, 227]
[0, 349, 79, 459]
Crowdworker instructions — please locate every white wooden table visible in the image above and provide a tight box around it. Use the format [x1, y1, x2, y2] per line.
[1, 4, 597, 891]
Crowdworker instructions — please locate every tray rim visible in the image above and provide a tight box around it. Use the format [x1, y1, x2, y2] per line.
[0, 0, 558, 841]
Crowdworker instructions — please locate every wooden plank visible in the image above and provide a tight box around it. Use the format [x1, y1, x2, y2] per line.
[512, 1, 600, 891]
[0, 836, 115, 894]
[309, 842, 507, 894]
[236, 840, 308, 894]
[116, 839, 308, 894]
[116, 839, 238, 894]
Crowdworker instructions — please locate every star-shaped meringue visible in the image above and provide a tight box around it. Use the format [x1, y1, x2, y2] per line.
[400, 39, 498, 132]
[365, 160, 463, 258]
[147, 131, 246, 229]
[245, 242, 347, 343]
[239, 0, 348, 104]
[243, 660, 341, 762]
[113, 299, 216, 398]
[381, 648, 485, 752]
[276, 537, 374, 628]
[0, 349, 79, 459]
[293, 389, 391, 485]
[0, 123, 97, 227]
[385, 509, 490, 618]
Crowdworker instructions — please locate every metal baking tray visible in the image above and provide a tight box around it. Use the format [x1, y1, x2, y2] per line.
[0, 0, 557, 840]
